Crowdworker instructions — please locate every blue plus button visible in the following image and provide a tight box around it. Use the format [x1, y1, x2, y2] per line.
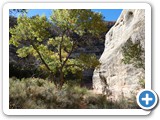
[137, 89, 158, 110]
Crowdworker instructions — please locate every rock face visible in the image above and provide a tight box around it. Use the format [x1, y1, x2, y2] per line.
[92, 9, 145, 101]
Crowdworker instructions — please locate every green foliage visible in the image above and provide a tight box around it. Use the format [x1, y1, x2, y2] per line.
[10, 9, 106, 87]
[77, 53, 100, 68]
[9, 77, 55, 109]
[50, 9, 106, 36]
[9, 77, 87, 109]
[10, 15, 51, 47]
[9, 9, 28, 16]
[139, 79, 145, 88]
[16, 46, 32, 57]
[122, 39, 144, 69]
[10, 77, 138, 109]
[61, 53, 100, 76]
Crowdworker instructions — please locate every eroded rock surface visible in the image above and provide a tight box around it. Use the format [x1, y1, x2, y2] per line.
[93, 9, 145, 101]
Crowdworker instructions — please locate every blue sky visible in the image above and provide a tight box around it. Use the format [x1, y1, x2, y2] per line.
[26, 9, 122, 21]
[92, 9, 122, 21]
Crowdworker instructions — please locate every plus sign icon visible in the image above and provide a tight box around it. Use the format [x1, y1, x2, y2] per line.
[137, 89, 158, 110]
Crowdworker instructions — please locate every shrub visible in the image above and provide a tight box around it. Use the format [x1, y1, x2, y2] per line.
[139, 79, 145, 88]
[84, 95, 114, 109]
[9, 78, 55, 109]
[9, 77, 138, 109]
[122, 38, 144, 69]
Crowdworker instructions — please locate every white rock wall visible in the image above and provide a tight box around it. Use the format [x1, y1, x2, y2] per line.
[92, 9, 145, 101]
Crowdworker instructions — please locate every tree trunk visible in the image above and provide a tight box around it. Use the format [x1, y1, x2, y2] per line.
[58, 69, 64, 89]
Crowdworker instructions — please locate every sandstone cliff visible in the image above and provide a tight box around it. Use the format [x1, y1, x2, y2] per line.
[92, 9, 145, 101]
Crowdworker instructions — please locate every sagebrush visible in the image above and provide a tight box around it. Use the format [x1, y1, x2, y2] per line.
[9, 77, 139, 109]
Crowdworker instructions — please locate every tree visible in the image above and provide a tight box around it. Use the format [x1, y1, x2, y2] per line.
[10, 9, 107, 89]
[9, 9, 27, 16]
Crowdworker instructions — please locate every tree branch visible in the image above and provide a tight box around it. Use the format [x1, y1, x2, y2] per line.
[61, 42, 76, 69]
[31, 41, 52, 72]
[59, 35, 63, 63]
[59, 29, 68, 63]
